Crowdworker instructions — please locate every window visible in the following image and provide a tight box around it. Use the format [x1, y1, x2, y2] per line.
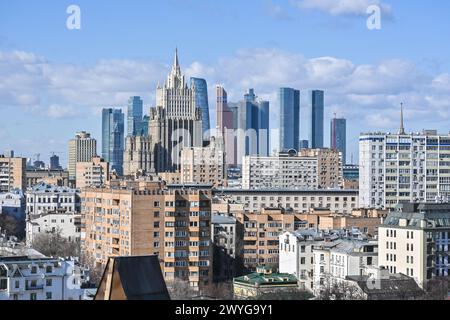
[30, 293, 37, 301]
[154, 211, 160, 218]
[46, 279, 52, 287]
[31, 266, 37, 274]
[46, 292, 52, 300]
[46, 266, 52, 273]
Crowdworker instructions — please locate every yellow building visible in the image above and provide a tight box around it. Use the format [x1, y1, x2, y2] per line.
[0, 154, 26, 192]
[76, 157, 109, 189]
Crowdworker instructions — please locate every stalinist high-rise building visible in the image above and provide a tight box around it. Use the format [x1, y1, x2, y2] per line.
[150, 49, 203, 173]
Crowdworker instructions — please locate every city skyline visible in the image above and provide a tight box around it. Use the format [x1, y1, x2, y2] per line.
[1, 1, 450, 166]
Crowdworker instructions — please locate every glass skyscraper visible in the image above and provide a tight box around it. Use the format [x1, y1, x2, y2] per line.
[330, 117, 347, 164]
[309, 90, 324, 149]
[237, 89, 270, 159]
[279, 88, 300, 152]
[190, 77, 210, 142]
[102, 108, 125, 175]
[127, 96, 143, 136]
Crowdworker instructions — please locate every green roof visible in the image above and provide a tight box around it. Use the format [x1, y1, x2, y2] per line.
[234, 272, 298, 286]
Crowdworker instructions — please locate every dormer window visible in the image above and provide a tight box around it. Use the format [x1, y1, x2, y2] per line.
[31, 266, 38, 274]
[46, 266, 53, 273]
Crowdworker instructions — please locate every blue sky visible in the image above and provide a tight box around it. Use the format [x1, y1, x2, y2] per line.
[1, 0, 450, 165]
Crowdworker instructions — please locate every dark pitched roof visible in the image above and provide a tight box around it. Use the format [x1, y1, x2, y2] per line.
[95, 256, 170, 300]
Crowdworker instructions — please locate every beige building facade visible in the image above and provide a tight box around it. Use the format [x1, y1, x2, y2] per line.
[0, 155, 26, 192]
[75, 157, 109, 189]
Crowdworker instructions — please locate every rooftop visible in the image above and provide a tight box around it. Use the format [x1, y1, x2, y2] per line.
[29, 182, 79, 193]
[234, 270, 298, 287]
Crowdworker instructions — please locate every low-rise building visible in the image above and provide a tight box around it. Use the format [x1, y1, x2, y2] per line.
[313, 239, 378, 296]
[26, 183, 80, 216]
[0, 239, 86, 300]
[26, 210, 82, 245]
[233, 266, 298, 300]
[0, 189, 26, 220]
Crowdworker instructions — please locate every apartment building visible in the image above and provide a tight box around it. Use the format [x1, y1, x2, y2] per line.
[378, 202, 450, 288]
[0, 155, 26, 192]
[0, 189, 26, 220]
[214, 189, 359, 214]
[75, 157, 110, 189]
[81, 182, 213, 291]
[68, 131, 97, 181]
[211, 214, 244, 282]
[242, 149, 343, 190]
[360, 129, 450, 209]
[180, 136, 225, 188]
[26, 183, 80, 216]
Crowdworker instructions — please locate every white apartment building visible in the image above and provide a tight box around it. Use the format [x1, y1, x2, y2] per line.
[214, 189, 358, 214]
[26, 211, 82, 245]
[0, 256, 85, 300]
[26, 183, 80, 216]
[242, 149, 343, 190]
[378, 202, 450, 289]
[359, 129, 450, 209]
[242, 151, 318, 190]
[0, 189, 26, 220]
[312, 239, 378, 295]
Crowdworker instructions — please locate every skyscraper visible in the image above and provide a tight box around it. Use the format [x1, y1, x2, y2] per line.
[191, 77, 210, 142]
[279, 88, 300, 152]
[216, 86, 234, 137]
[309, 90, 324, 149]
[237, 89, 270, 161]
[127, 96, 143, 137]
[50, 154, 62, 170]
[330, 116, 347, 164]
[102, 108, 125, 175]
[149, 49, 203, 173]
[68, 131, 97, 181]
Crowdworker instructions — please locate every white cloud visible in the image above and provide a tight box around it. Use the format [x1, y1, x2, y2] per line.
[291, 0, 392, 17]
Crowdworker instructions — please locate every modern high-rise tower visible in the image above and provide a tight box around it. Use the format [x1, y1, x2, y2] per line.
[330, 115, 347, 164]
[309, 90, 324, 149]
[102, 108, 125, 175]
[191, 77, 210, 142]
[149, 49, 203, 173]
[127, 96, 144, 136]
[279, 88, 300, 152]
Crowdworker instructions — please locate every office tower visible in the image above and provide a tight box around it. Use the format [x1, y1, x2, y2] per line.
[0, 154, 26, 192]
[379, 202, 450, 289]
[191, 77, 210, 142]
[180, 136, 225, 187]
[123, 135, 154, 176]
[127, 96, 143, 136]
[330, 116, 347, 164]
[360, 107, 450, 208]
[216, 86, 233, 137]
[309, 90, 324, 149]
[279, 88, 300, 152]
[68, 131, 97, 181]
[75, 156, 110, 188]
[299, 140, 309, 150]
[102, 108, 125, 175]
[81, 182, 213, 291]
[149, 49, 203, 173]
[49, 155, 62, 170]
[237, 89, 270, 162]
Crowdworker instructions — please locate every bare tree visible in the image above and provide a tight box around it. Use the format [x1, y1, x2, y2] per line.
[31, 228, 80, 258]
[167, 278, 199, 300]
[0, 214, 25, 239]
[421, 277, 449, 300]
[79, 251, 104, 287]
[316, 274, 365, 300]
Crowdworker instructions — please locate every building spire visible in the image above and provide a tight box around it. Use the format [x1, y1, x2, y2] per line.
[173, 47, 180, 72]
[399, 102, 405, 135]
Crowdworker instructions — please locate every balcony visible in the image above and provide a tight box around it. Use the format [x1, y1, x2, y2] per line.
[26, 284, 44, 291]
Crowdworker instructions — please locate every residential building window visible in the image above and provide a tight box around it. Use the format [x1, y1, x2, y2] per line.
[46, 279, 52, 287]
[46, 292, 52, 300]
